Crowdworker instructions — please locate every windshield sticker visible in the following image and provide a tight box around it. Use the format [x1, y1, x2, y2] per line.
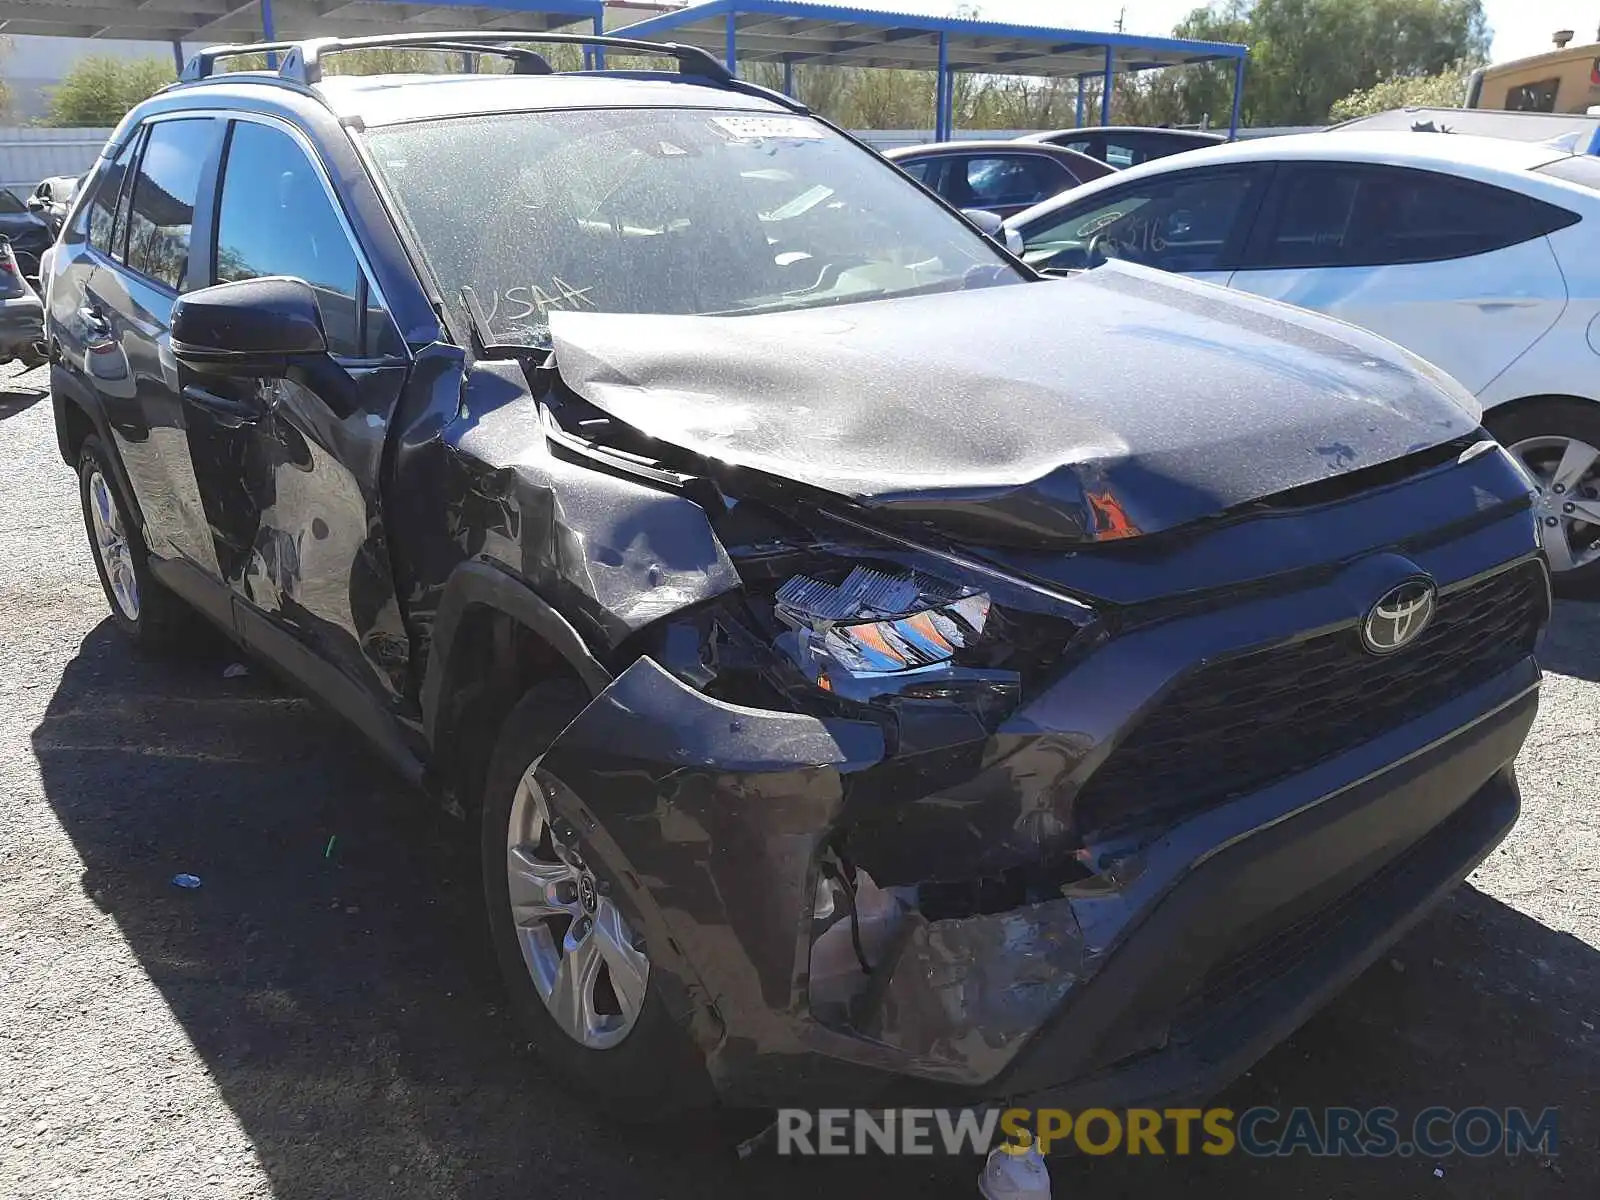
[710, 115, 825, 141]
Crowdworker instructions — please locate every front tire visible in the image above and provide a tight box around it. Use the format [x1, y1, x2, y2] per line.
[1487, 400, 1600, 597]
[77, 435, 187, 651]
[481, 682, 711, 1118]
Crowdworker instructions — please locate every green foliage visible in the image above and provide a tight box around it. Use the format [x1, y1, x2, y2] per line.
[1185, 0, 1489, 126]
[0, 37, 12, 121]
[45, 56, 175, 127]
[1329, 58, 1481, 118]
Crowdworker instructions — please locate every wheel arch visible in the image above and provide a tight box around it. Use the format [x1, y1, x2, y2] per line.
[54, 385, 152, 542]
[52, 383, 97, 468]
[1482, 393, 1600, 429]
[421, 561, 612, 818]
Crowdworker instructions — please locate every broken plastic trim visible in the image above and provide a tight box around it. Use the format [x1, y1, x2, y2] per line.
[543, 655, 885, 774]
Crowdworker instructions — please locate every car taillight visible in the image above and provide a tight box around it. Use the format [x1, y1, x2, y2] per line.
[0, 242, 26, 299]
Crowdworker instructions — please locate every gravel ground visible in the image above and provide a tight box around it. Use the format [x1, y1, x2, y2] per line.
[0, 359, 1595, 1199]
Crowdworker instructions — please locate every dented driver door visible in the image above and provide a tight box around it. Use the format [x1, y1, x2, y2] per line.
[182, 117, 415, 722]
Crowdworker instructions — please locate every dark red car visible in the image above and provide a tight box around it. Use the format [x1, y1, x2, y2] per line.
[885, 139, 1113, 217]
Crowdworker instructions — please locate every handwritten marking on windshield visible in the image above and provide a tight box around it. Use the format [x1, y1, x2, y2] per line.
[479, 277, 598, 328]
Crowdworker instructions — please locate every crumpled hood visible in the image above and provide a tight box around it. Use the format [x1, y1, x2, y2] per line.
[549, 263, 1482, 545]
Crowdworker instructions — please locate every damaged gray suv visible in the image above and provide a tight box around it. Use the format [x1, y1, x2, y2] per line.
[45, 32, 1549, 1117]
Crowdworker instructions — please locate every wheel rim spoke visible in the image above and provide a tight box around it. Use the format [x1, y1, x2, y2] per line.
[591, 898, 650, 1025]
[1542, 519, 1577, 572]
[549, 925, 604, 1042]
[1551, 439, 1600, 493]
[1569, 498, 1600, 525]
[87, 470, 140, 620]
[506, 846, 578, 923]
[505, 769, 650, 1049]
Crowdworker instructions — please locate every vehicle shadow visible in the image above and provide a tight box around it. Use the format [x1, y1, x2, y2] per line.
[1536, 598, 1600, 683]
[0, 388, 44, 420]
[27, 621, 1599, 1200]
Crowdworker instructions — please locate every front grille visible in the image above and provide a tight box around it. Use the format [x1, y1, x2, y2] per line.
[1074, 561, 1546, 835]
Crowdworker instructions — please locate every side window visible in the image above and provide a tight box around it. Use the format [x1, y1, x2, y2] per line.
[963, 155, 1065, 208]
[1505, 78, 1559, 112]
[898, 158, 934, 183]
[1019, 169, 1262, 273]
[1260, 165, 1578, 269]
[125, 119, 218, 290]
[1103, 140, 1138, 169]
[1257, 169, 1362, 269]
[213, 120, 370, 357]
[83, 133, 140, 254]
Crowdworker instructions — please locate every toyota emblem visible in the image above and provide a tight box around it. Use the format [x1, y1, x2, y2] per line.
[1362, 579, 1437, 654]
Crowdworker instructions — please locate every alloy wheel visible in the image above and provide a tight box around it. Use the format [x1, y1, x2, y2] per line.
[504, 768, 650, 1050]
[1507, 435, 1600, 573]
[87, 469, 140, 621]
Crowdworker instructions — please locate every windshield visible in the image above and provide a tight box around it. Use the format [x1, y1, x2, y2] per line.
[364, 106, 1022, 348]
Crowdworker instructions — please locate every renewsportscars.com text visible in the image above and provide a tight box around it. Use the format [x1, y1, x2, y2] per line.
[776, 1106, 1560, 1157]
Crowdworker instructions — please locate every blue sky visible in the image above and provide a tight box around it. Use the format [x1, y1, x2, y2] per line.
[845, 0, 1597, 61]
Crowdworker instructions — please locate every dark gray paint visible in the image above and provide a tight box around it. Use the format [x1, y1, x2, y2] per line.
[552, 263, 1481, 545]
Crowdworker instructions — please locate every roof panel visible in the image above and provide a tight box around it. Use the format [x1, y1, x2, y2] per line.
[615, 0, 1247, 77]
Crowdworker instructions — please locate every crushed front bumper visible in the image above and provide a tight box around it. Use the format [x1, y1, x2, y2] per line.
[539, 516, 1545, 1109]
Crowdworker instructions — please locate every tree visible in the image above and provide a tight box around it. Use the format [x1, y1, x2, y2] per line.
[45, 56, 175, 127]
[0, 38, 13, 122]
[1178, 0, 1489, 127]
[1328, 58, 1481, 118]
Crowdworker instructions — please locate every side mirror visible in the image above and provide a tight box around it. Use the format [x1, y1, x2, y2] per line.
[172, 275, 327, 377]
[25, 196, 44, 213]
[961, 208, 1026, 258]
[960, 207, 1006, 239]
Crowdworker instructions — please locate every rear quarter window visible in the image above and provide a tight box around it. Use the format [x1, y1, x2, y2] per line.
[1258, 164, 1577, 269]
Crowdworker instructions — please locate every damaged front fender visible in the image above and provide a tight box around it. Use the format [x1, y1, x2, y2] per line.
[538, 655, 885, 1089]
[538, 655, 1095, 1105]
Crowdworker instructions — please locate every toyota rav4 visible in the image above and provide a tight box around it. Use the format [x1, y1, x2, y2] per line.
[44, 33, 1548, 1118]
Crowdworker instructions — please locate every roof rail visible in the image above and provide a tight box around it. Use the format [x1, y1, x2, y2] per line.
[182, 30, 734, 87]
[181, 42, 299, 81]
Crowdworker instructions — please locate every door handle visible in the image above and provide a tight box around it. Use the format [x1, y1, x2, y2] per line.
[182, 383, 262, 427]
[1458, 297, 1540, 309]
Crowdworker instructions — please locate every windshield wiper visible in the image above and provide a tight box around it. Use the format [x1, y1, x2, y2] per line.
[459, 286, 549, 360]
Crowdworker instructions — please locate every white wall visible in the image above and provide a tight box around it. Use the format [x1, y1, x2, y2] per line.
[0, 127, 112, 196]
[3, 35, 195, 123]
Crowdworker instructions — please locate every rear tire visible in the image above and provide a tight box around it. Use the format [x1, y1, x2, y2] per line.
[480, 681, 712, 1119]
[1487, 399, 1600, 598]
[77, 435, 188, 652]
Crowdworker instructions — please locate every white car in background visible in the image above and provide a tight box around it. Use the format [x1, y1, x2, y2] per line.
[1006, 131, 1600, 592]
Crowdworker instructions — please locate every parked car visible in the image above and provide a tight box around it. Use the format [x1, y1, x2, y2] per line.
[27, 174, 83, 239]
[1007, 130, 1600, 593]
[884, 139, 1111, 217]
[47, 34, 1546, 1119]
[1330, 106, 1600, 154]
[0, 238, 43, 366]
[1017, 124, 1226, 168]
[0, 188, 53, 280]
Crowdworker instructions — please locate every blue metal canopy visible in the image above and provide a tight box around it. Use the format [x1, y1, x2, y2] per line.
[615, 0, 1249, 140]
